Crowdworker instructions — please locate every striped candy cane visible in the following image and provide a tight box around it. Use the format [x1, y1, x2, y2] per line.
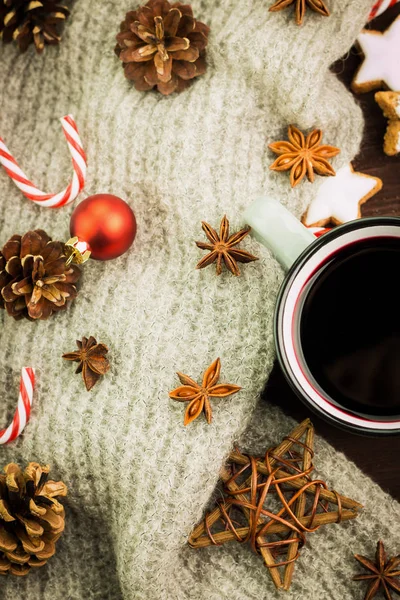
[0, 115, 87, 208]
[369, 0, 400, 19]
[0, 368, 35, 445]
[308, 226, 332, 238]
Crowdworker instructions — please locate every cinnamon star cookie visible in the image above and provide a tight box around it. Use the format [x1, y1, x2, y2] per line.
[352, 16, 400, 93]
[301, 164, 383, 227]
[375, 91, 400, 156]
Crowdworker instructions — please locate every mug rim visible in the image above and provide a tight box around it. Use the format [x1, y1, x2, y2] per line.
[274, 216, 400, 437]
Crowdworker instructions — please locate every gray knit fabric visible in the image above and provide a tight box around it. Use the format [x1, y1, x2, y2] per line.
[0, 0, 399, 599]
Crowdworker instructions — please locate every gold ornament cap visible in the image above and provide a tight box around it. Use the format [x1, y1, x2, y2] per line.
[65, 237, 91, 266]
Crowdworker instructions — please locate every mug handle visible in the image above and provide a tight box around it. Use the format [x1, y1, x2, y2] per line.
[243, 196, 316, 271]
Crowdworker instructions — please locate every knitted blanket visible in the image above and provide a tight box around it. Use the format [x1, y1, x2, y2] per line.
[0, 1, 399, 598]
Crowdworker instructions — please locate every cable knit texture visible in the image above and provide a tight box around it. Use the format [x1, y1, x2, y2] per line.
[0, 0, 399, 598]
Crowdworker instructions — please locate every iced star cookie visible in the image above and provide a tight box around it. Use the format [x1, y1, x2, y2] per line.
[352, 15, 400, 93]
[375, 91, 400, 155]
[301, 164, 383, 227]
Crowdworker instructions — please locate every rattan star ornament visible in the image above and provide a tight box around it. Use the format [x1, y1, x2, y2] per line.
[189, 419, 362, 590]
[269, 0, 330, 26]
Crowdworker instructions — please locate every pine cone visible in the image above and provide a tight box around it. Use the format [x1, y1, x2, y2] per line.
[115, 0, 210, 95]
[0, 463, 67, 577]
[0, 0, 70, 53]
[0, 229, 81, 321]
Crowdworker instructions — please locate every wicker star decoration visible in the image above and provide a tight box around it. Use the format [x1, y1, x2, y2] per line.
[189, 419, 362, 590]
[269, 0, 330, 26]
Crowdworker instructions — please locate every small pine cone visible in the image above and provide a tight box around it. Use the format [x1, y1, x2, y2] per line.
[115, 0, 210, 96]
[0, 229, 81, 321]
[0, 0, 70, 53]
[0, 463, 67, 577]
[0, 2, 7, 34]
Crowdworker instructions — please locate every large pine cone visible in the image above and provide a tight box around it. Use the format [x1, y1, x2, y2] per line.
[115, 0, 210, 95]
[0, 0, 70, 53]
[0, 229, 81, 321]
[0, 463, 67, 577]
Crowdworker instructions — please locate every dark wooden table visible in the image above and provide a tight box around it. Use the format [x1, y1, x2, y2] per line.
[263, 4, 400, 502]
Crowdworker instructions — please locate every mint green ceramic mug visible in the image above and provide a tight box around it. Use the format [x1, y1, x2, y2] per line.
[244, 197, 400, 436]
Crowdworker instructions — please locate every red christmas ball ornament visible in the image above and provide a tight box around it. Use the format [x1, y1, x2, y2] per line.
[70, 194, 137, 261]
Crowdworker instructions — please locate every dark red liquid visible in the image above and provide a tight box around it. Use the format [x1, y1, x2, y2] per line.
[299, 238, 400, 418]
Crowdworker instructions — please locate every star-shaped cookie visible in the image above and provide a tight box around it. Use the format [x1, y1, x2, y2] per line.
[375, 91, 400, 155]
[352, 15, 400, 93]
[301, 164, 383, 227]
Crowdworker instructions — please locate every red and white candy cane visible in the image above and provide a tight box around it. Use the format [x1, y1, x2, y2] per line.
[309, 226, 332, 238]
[0, 115, 87, 208]
[0, 368, 35, 445]
[369, 0, 400, 19]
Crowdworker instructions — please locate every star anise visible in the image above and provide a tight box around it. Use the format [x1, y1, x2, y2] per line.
[354, 541, 400, 600]
[269, 125, 340, 188]
[195, 215, 258, 277]
[269, 0, 330, 26]
[169, 358, 241, 425]
[62, 336, 110, 391]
